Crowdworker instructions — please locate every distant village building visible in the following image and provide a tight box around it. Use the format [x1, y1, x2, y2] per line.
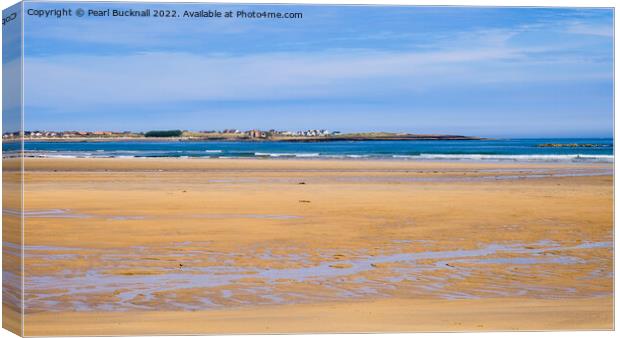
[9, 128, 336, 140]
[290, 129, 333, 137]
[247, 130, 266, 138]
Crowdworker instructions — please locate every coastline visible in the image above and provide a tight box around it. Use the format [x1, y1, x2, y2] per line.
[13, 138, 614, 163]
[16, 154, 615, 165]
[14, 135, 486, 143]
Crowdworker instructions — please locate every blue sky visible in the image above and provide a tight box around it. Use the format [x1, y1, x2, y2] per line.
[19, 3, 613, 137]
[2, 2, 22, 134]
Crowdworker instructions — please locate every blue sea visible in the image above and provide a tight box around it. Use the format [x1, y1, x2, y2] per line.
[12, 138, 613, 163]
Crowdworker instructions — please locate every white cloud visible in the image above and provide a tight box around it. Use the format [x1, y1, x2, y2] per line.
[565, 21, 614, 37]
[3, 58, 21, 108]
[24, 40, 610, 113]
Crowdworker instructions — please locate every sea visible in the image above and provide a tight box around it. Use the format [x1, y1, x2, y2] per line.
[8, 138, 614, 163]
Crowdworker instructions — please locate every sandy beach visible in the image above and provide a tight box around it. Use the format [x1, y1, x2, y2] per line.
[9, 158, 613, 335]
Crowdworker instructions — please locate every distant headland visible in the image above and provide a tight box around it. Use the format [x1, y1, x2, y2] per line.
[4, 129, 484, 142]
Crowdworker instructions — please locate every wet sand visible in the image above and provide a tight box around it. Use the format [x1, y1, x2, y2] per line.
[12, 158, 613, 335]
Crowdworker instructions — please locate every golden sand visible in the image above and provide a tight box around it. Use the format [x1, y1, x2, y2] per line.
[6, 158, 613, 335]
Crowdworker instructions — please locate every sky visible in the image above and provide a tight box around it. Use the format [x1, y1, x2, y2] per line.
[15, 2, 614, 137]
[2, 2, 22, 134]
